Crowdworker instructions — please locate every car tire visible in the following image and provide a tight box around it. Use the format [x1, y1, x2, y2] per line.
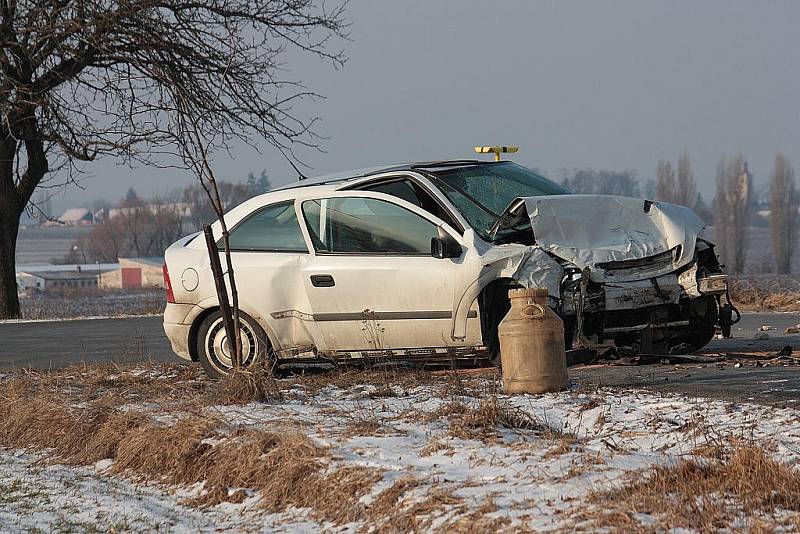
[674, 325, 717, 353]
[679, 296, 719, 352]
[195, 310, 272, 379]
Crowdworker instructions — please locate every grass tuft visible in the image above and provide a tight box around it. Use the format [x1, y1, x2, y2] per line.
[584, 442, 800, 532]
[211, 366, 283, 405]
[447, 397, 547, 442]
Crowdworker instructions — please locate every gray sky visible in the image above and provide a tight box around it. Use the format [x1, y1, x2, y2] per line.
[54, 0, 800, 211]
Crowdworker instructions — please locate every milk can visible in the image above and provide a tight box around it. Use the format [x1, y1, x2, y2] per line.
[499, 287, 568, 394]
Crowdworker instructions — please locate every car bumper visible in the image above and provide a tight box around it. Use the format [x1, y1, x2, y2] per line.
[164, 322, 192, 361]
[163, 303, 201, 361]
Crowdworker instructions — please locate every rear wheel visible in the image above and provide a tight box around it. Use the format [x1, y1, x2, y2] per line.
[195, 310, 272, 379]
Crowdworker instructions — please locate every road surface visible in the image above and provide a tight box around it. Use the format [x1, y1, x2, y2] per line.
[1, 311, 799, 405]
[0, 315, 174, 369]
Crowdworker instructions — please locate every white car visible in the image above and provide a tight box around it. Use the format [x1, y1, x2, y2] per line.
[162, 160, 729, 377]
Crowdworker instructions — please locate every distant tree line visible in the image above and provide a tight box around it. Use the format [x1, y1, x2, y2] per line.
[71, 157, 799, 276]
[65, 172, 271, 263]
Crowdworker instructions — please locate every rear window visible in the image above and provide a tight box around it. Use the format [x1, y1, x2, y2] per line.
[225, 201, 307, 252]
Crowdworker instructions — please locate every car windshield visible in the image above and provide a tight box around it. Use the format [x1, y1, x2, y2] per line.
[427, 162, 570, 241]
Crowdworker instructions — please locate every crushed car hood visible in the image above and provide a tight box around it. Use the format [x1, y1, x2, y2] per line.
[511, 195, 705, 283]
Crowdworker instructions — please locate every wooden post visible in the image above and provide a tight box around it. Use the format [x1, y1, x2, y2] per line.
[203, 224, 240, 368]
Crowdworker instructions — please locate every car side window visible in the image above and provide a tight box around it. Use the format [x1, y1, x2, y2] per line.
[225, 201, 308, 252]
[358, 178, 462, 232]
[361, 180, 424, 207]
[301, 197, 439, 255]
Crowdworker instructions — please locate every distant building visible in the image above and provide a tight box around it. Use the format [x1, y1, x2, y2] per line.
[100, 257, 165, 289]
[108, 203, 191, 220]
[16, 269, 111, 294]
[54, 208, 94, 226]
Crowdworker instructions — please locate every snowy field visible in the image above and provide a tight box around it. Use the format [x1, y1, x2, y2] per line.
[1, 364, 800, 532]
[15, 289, 164, 320]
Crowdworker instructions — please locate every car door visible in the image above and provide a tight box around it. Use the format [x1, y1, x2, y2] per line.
[224, 200, 318, 353]
[297, 191, 476, 354]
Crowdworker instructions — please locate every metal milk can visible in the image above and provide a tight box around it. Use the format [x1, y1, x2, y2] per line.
[499, 288, 568, 394]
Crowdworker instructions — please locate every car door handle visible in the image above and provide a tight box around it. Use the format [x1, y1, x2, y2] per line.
[310, 274, 335, 287]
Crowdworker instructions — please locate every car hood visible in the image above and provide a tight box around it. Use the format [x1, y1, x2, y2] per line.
[504, 195, 706, 283]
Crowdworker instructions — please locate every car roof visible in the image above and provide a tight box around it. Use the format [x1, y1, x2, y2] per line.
[270, 160, 493, 191]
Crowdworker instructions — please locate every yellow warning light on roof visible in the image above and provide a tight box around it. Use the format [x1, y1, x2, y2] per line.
[474, 146, 519, 161]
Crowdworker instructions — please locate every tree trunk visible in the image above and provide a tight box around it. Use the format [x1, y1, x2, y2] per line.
[0, 118, 49, 319]
[0, 202, 21, 319]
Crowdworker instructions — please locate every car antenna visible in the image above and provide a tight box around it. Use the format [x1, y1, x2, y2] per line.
[289, 158, 309, 181]
[276, 146, 310, 181]
[474, 146, 519, 162]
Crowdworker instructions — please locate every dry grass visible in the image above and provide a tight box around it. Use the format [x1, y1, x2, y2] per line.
[7, 362, 209, 411]
[5, 361, 285, 409]
[439, 495, 512, 533]
[582, 443, 800, 532]
[420, 436, 452, 457]
[366, 484, 514, 534]
[304, 466, 385, 524]
[0, 363, 536, 529]
[367, 383, 397, 398]
[211, 366, 283, 405]
[0, 372, 388, 524]
[283, 367, 438, 396]
[729, 276, 800, 311]
[447, 397, 548, 442]
[283, 366, 495, 399]
[369, 486, 465, 533]
[542, 435, 581, 459]
[578, 397, 602, 411]
[365, 476, 421, 521]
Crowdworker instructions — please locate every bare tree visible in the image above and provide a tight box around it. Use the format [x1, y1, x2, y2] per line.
[0, 0, 348, 318]
[74, 195, 185, 262]
[655, 160, 676, 203]
[714, 159, 729, 264]
[675, 152, 697, 209]
[770, 152, 798, 274]
[172, 86, 247, 366]
[560, 169, 640, 197]
[184, 181, 250, 231]
[714, 153, 752, 274]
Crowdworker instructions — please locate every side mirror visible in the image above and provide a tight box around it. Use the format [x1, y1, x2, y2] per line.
[431, 227, 462, 259]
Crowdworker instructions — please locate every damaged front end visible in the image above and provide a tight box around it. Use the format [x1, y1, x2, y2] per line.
[558, 243, 730, 353]
[488, 194, 734, 354]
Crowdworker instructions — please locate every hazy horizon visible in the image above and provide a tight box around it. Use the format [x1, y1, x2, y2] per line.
[47, 0, 799, 212]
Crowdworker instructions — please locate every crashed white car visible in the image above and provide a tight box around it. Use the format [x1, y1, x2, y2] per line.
[162, 160, 729, 377]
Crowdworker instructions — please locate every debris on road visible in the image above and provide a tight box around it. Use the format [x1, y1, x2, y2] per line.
[786, 325, 800, 335]
[754, 331, 770, 340]
[759, 325, 774, 331]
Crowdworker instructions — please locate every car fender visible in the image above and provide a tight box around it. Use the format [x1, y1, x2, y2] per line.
[451, 243, 564, 339]
[194, 295, 284, 352]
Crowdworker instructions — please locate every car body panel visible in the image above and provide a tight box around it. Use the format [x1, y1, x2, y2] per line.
[293, 190, 481, 351]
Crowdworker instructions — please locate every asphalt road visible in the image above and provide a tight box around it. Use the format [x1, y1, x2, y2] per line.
[0, 315, 174, 369]
[1, 311, 799, 405]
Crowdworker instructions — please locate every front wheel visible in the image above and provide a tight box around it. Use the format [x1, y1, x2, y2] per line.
[196, 310, 272, 379]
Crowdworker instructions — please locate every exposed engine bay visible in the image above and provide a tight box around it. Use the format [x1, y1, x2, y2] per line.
[481, 194, 738, 355]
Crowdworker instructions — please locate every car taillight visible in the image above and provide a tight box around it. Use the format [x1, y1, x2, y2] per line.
[163, 263, 175, 303]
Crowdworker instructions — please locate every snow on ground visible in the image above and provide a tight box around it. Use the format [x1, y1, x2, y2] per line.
[0, 449, 244, 532]
[2, 376, 800, 532]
